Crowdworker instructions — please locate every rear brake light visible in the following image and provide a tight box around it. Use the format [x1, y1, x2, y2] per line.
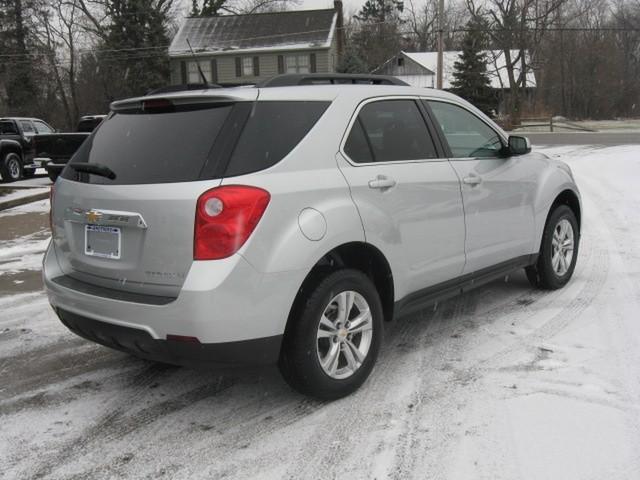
[194, 185, 270, 260]
[142, 98, 174, 112]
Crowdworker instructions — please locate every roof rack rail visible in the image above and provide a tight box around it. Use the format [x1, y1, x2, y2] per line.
[145, 83, 222, 95]
[257, 74, 409, 87]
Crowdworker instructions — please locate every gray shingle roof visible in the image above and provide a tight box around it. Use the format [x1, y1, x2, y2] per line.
[169, 9, 337, 56]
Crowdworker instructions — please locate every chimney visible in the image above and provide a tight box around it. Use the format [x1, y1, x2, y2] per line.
[334, 0, 344, 65]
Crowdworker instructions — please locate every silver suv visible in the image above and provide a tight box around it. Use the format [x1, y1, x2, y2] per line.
[44, 74, 581, 399]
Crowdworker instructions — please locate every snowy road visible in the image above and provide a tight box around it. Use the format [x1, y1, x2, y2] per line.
[2, 145, 640, 479]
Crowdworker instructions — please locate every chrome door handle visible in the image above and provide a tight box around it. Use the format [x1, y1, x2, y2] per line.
[463, 174, 482, 186]
[368, 175, 397, 190]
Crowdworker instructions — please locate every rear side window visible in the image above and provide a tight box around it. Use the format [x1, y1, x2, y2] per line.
[77, 119, 102, 132]
[0, 120, 18, 134]
[225, 101, 330, 177]
[62, 105, 233, 185]
[344, 119, 373, 163]
[345, 100, 438, 163]
[20, 121, 35, 133]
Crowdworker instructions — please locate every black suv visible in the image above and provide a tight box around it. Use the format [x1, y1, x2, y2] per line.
[0, 117, 55, 182]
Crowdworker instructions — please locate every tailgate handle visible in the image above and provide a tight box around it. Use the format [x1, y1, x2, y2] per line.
[64, 207, 148, 229]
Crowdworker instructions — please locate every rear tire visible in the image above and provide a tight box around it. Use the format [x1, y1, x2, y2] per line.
[1, 152, 23, 182]
[526, 205, 579, 289]
[23, 168, 35, 178]
[279, 269, 383, 400]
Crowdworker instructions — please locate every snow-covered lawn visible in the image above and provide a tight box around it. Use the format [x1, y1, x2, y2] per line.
[1, 145, 640, 479]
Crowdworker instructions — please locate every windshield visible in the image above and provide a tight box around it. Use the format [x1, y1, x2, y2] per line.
[62, 104, 233, 185]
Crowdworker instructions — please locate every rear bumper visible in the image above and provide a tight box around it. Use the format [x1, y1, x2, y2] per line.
[43, 242, 306, 359]
[56, 308, 282, 366]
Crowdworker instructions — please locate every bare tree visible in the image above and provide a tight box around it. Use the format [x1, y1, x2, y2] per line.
[467, 0, 566, 122]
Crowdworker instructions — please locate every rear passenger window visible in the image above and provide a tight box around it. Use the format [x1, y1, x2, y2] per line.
[225, 101, 330, 177]
[20, 121, 35, 133]
[344, 119, 373, 163]
[345, 100, 438, 163]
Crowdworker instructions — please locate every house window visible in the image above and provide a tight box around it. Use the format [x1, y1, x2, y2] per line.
[285, 54, 310, 74]
[187, 61, 211, 83]
[242, 57, 253, 76]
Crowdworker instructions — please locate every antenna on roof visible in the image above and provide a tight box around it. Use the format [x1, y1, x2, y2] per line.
[186, 38, 208, 85]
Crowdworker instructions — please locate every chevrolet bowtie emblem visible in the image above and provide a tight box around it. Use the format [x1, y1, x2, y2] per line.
[86, 210, 102, 223]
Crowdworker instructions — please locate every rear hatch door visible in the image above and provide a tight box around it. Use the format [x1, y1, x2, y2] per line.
[51, 91, 257, 298]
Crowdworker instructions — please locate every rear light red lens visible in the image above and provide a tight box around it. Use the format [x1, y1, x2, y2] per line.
[194, 185, 270, 260]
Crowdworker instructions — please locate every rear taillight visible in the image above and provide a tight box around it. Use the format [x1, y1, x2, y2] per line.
[194, 185, 270, 260]
[49, 185, 54, 232]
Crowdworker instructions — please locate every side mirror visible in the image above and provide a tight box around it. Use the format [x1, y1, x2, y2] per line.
[508, 135, 531, 155]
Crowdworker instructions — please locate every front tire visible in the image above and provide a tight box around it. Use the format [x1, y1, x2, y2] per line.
[526, 205, 579, 289]
[1, 152, 23, 182]
[279, 269, 383, 400]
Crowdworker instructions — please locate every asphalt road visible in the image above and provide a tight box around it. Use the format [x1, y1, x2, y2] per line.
[526, 131, 640, 146]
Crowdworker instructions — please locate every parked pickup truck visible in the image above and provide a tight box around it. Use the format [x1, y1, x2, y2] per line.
[0, 117, 55, 182]
[35, 115, 106, 182]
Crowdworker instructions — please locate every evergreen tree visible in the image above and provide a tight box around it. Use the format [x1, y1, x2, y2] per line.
[351, 0, 404, 72]
[0, 0, 42, 115]
[97, 0, 172, 101]
[450, 20, 495, 116]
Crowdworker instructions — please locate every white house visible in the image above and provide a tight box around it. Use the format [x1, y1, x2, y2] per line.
[374, 50, 537, 90]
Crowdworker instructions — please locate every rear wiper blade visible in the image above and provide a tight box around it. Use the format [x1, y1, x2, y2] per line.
[68, 162, 116, 180]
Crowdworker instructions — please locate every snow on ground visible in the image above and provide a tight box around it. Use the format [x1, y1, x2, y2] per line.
[0, 187, 49, 205]
[1, 145, 640, 479]
[0, 234, 50, 275]
[0, 198, 49, 218]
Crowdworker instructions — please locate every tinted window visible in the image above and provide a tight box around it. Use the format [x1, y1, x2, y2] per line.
[350, 100, 438, 163]
[20, 121, 35, 133]
[77, 119, 102, 132]
[344, 119, 373, 163]
[34, 121, 53, 133]
[225, 101, 329, 177]
[0, 120, 18, 134]
[62, 105, 232, 185]
[428, 101, 503, 158]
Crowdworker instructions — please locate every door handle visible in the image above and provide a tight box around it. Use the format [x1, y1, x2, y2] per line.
[463, 174, 482, 186]
[368, 175, 397, 190]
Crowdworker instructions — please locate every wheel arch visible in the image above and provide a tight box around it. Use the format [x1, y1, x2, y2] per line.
[550, 189, 581, 231]
[0, 140, 23, 159]
[284, 242, 395, 339]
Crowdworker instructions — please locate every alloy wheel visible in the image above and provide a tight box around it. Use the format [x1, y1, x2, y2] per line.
[8, 157, 20, 179]
[316, 290, 373, 380]
[551, 218, 574, 276]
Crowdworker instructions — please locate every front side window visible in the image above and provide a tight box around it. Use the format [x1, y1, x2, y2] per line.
[344, 99, 438, 163]
[427, 101, 503, 158]
[187, 61, 211, 83]
[34, 120, 53, 133]
[286, 54, 310, 74]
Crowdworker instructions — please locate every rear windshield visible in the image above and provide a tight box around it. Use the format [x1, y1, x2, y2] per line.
[62, 105, 233, 185]
[62, 100, 329, 185]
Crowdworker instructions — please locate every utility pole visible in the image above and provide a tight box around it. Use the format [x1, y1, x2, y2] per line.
[437, 0, 444, 89]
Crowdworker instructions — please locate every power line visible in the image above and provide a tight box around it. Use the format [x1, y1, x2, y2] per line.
[1, 21, 639, 64]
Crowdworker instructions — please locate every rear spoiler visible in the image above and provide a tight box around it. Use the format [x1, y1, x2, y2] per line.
[110, 89, 258, 112]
